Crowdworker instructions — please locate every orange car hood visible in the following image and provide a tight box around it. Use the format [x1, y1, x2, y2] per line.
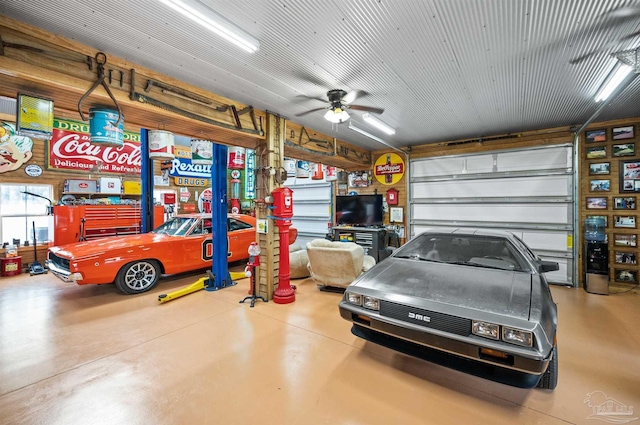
[50, 232, 171, 259]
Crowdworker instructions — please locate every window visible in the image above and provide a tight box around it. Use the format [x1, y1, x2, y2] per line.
[0, 184, 53, 245]
[228, 217, 252, 232]
[189, 219, 211, 235]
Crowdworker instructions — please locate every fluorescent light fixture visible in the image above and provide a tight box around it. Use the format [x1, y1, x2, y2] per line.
[348, 121, 387, 144]
[157, 0, 259, 53]
[349, 121, 407, 155]
[594, 62, 632, 102]
[324, 108, 349, 123]
[362, 113, 396, 135]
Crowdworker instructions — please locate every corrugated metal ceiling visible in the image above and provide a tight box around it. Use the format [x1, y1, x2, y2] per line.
[1, 0, 639, 151]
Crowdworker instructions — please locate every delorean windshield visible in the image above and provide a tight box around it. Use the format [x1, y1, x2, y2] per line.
[393, 233, 530, 272]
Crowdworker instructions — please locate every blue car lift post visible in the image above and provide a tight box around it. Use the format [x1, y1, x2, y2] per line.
[146, 138, 235, 303]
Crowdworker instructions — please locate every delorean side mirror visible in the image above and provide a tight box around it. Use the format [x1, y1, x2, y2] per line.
[537, 260, 560, 273]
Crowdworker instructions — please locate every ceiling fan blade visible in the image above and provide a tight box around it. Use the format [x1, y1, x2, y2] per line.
[569, 28, 640, 65]
[569, 49, 603, 65]
[349, 105, 384, 114]
[295, 94, 329, 103]
[620, 28, 640, 42]
[295, 107, 328, 117]
[342, 90, 366, 104]
[604, 5, 640, 19]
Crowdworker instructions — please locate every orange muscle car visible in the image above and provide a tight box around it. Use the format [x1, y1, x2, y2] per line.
[47, 213, 297, 294]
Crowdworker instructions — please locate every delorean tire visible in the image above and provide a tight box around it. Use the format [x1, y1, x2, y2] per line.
[536, 344, 558, 390]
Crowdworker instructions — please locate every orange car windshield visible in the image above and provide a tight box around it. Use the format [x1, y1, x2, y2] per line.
[153, 217, 197, 236]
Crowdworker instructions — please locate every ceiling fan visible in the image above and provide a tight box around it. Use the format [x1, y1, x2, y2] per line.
[569, 4, 640, 65]
[295, 89, 384, 123]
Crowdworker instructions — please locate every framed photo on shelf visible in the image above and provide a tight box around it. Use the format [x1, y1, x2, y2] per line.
[614, 269, 638, 283]
[586, 129, 606, 143]
[587, 146, 607, 159]
[614, 215, 636, 228]
[589, 162, 610, 175]
[619, 160, 640, 192]
[590, 179, 610, 191]
[613, 143, 635, 157]
[586, 197, 607, 209]
[615, 251, 637, 265]
[614, 196, 636, 210]
[612, 125, 635, 140]
[614, 233, 637, 247]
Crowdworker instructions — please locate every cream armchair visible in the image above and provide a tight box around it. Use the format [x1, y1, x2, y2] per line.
[289, 244, 310, 279]
[306, 239, 376, 289]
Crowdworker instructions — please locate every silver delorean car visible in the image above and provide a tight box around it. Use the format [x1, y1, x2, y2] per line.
[339, 228, 559, 389]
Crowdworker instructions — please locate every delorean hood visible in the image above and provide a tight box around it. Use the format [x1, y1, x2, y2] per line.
[351, 257, 532, 320]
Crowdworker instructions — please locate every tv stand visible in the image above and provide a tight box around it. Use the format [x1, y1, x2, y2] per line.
[333, 226, 386, 262]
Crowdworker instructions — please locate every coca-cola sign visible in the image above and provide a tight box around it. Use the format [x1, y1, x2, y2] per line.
[47, 119, 141, 174]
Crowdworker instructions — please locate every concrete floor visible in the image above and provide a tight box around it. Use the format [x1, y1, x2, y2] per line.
[0, 269, 638, 425]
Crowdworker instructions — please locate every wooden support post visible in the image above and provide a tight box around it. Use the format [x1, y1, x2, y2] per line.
[255, 113, 286, 299]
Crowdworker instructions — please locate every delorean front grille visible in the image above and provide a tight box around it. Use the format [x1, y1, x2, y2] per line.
[380, 301, 471, 336]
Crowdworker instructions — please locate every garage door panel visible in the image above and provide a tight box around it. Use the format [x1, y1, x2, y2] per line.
[412, 176, 571, 199]
[288, 181, 332, 201]
[521, 231, 569, 252]
[413, 204, 569, 224]
[292, 203, 331, 218]
[412, 154, 494, 177]
[498, 147, 571, 172]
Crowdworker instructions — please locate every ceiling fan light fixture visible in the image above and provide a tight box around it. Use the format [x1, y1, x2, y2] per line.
[362, 113, 396, 135]
[156, 0, 259, 53]
[594, 62, 633, 102]
[324, 108, 350, 123]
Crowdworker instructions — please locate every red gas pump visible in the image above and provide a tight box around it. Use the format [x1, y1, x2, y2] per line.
[271, 187, 295, 304]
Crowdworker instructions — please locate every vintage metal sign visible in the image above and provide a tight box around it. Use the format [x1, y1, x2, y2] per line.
[173, 177, 209, 186]
[47, 119, 141, 174]
[169, 146, 212, 180]
[374, 152, 405, 185]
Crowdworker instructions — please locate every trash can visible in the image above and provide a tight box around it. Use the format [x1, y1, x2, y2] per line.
[1, 256, 22, 276]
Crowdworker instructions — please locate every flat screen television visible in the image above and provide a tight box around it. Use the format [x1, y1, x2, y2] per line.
[335, 194, 384, 227]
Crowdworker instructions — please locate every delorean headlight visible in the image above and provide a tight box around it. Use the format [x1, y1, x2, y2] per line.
[346, 292, 362, 306]
[502, 327, 533, 347]
[363, 296, 380, 311]
[472, 320, 500, 340]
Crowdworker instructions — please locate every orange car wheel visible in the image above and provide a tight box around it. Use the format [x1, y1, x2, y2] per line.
[115, 260, 161, 294]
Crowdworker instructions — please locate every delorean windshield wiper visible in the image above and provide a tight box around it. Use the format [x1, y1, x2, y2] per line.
[395, 254, 442, 262]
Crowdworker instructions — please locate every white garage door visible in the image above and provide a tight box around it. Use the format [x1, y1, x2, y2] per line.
[410, 144, 574, 285]
[285, 175, 332, 248]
